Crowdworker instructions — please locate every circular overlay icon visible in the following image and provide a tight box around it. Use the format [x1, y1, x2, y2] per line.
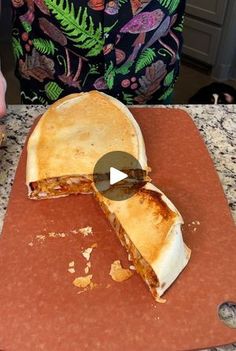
[93, 151, 146, 201]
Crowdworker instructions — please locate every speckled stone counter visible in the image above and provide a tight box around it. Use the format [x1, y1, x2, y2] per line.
[0, 104, 235, 351]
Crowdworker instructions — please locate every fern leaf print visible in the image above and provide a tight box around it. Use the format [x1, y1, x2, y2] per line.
[21, 21, 32, 33]
[104, 61, 116, 90]
[116, 61, 133, 75]
[45, 81, 63, 100]
[135, 48, 156, 73]
[159, 85, 174, 101]
[122, 92, 134, 105]
[33, 38, 56, 55]
[12, 37, 23, 60]
[118, 0, 127, 7]
[174, 14, 184, 32]
[44, 0, 104, 56]
[164, 69, 174, 86]
[158, 0, 181, 14]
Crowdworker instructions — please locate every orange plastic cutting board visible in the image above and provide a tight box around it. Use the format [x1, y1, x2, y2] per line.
[0, 108, 235, 351]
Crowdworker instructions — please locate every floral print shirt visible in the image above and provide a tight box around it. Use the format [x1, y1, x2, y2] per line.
[11, 0, 186, 104]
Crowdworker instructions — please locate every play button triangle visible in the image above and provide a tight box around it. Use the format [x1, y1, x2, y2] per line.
[110, 167, 128, 185]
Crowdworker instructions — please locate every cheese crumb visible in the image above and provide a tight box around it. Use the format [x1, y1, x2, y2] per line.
[73, 275, 93, 288]
[70, 229, 79, 234]
[82, 248, 93, 261]
[109, 260, 133, 282]
[69, 261, 75, 267]
[84, 266, 89, 274]
[28, 242, 34, 247]
[68, 268, 75, 274]
[77, 290, 87, 295]
[48, 232, 66, 238]
[36, 235, 46, 241]
[79, 226, 93, 237]
[129, 265, 136, 271]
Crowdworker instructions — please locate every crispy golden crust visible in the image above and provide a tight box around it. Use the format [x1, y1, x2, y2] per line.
[95, 186, 177, 264]
[94, 188, 161, 300]
[93, 182, 190, 300]
[26, 91, 148, 186]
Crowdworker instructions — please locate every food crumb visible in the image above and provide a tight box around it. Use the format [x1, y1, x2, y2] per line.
[76, 282, 97, 295]
[73, 275, 93, 288]
[48, 232, 66, 238]
[68, 268, 75, 274]
[70, 229, 79, 234]
[192, 221, 195, 225]
[79, 226, 93, 237]
[36, 234, 46, 241]
[109, 260, 133, 282]
[193, 227, 197, 232]
[77, 290, 87, 295]
[87, 262, 91, 268]
[28, 242, 33, 247]
[84, 266, 89, 274]
[82, 248, 93, 261]
[91, 242, 98, 248]
[69, 261, 75, 267]
[129, 265, 136, 271]
[196, 221, 200, 225]
[156, 296, 166, 304]
[106, 284, 111, 289]
[89, 282, 97, 290]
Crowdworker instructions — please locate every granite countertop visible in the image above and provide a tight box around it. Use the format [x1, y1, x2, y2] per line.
[0, 104, 235, 351]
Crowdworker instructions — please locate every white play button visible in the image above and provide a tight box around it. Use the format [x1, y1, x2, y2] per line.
[110, 167, 128, 185]
[93, 151, 145, 201]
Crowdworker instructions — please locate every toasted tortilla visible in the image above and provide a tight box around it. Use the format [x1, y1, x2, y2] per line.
[26, 92, 190, 301]
[94, 182, 191, 300]
[26, 91, 148, 199]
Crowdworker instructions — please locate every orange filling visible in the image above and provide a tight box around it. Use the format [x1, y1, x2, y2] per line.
[29, 176, 92, 199]
[96, 196, 159, 299]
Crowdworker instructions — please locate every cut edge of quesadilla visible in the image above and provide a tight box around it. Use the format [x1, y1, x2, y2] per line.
[28, 174, 94, 199]
[26, 91, 149, 199]
[93, 182, 191, 301]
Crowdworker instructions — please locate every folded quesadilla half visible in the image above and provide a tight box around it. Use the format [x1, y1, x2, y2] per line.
[27, 91, 148, 199]
[94, 182, 191, 301]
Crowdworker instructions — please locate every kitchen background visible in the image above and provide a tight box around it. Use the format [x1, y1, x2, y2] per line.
[0, 0, 236, 104]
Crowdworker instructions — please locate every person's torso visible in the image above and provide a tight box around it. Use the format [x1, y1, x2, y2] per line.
[11, 0, 186, 104]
